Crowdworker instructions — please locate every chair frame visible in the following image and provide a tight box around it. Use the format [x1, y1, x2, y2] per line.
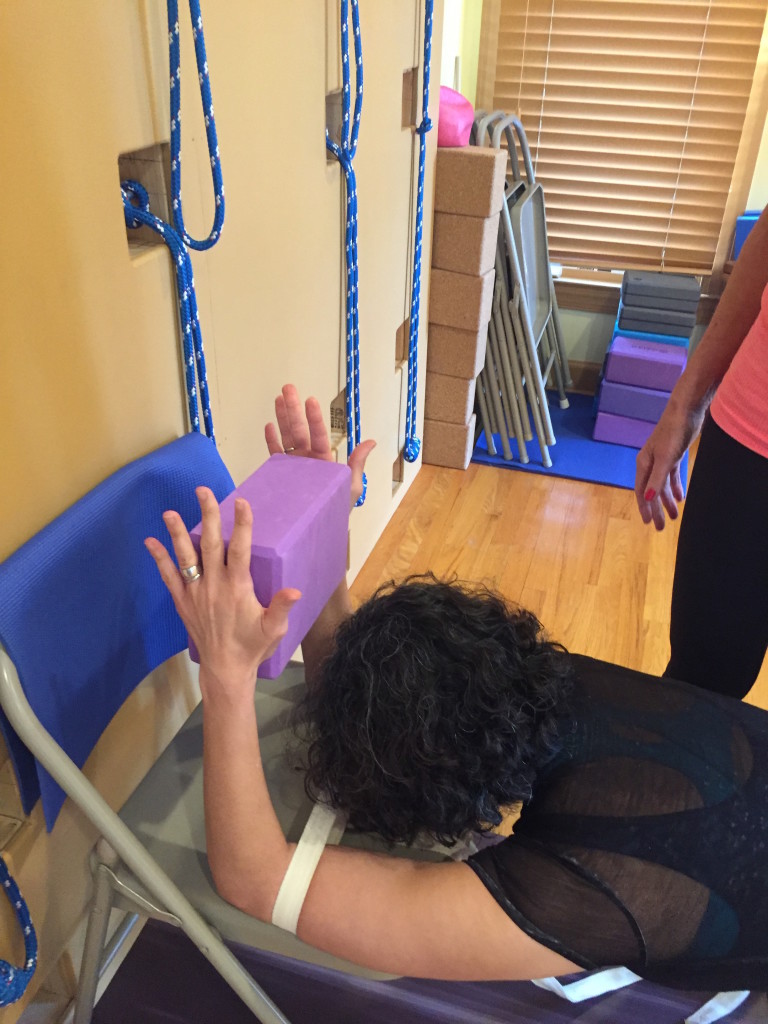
[0, 646, 293, 1024]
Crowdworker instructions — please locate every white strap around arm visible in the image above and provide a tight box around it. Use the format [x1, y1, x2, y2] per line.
[271, 801, 347, 934]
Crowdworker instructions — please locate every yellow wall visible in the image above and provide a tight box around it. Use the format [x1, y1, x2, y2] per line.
[440, 0, 482, 103]
[0, 2, 442, 1015]
[747, 121, 768, 209]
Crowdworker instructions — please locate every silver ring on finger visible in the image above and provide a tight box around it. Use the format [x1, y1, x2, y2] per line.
[180, 564, 203, 584]
[284, 447, 295, 453]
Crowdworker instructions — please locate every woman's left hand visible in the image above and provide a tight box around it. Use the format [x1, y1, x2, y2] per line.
[145, 487, 300, 699]
[265, 384, 375, 510]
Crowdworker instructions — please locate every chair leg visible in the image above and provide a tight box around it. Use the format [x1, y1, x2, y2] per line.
[549, 282, 573, 388]
[476, 370, 497, 456]
[74, 863, 115, 1024]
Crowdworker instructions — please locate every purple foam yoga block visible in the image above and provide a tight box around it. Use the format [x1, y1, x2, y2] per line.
[598, 380, 670, 423]
[605, 335, 687, 391]
[189, 454, 351, 678]
[593, 410, 655, 449]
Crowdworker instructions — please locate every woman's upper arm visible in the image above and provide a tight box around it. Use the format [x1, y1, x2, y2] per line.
[294, 845, 582, 981]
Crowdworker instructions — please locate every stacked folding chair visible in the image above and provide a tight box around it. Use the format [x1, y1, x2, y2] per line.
[471, 111, 572, 469]
[594, 271, 700, 448]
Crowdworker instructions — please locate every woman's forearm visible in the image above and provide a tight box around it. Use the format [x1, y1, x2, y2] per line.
[300, 578, 353, 688]
[201, 672, 294, 920]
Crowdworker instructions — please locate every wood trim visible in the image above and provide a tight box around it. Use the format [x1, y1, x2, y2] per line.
[476, 0, 501, 111]
[710, 8, 768, 292]
[562, 359, 602, 396]
[554, 277, 716, 326]
[554, 279, 620, 317]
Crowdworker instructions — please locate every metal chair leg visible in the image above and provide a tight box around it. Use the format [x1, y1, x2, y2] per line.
[74, 864, 116, 1024]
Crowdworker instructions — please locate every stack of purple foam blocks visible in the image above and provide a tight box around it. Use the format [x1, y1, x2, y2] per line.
[593, 270, 700, 448]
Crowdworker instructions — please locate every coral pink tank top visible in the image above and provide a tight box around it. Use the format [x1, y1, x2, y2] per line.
[710, 281, 768, 459]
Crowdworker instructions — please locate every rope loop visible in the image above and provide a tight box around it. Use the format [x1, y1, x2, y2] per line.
[118, 0, 222, 442]
[0, 857, 37, 1007]
[327, 0, 366, 502]
[403, 436, 421, 462]
[121, 179, 216, 443]
[167, 0, 225, 250]
[403, 0, 435, 463]
[122, 180, 151, 225]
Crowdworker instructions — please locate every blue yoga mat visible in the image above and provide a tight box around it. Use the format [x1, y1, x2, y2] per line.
[472, 392, 687, 491]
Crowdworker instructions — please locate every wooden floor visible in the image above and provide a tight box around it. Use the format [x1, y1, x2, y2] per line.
[351, 459, 768, 711]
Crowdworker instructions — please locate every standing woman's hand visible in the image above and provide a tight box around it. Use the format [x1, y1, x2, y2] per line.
[635, 400, 705, 531]
[265, 384, 375, 509]
[145, 486, 300, 701]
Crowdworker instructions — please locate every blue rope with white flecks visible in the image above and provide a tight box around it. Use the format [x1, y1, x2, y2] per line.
[121, 0, 224, 441]
[168, 0, 224, 250]
[404, 0, 434, 463]
[326, 0, 367, 506]
[0, 856, 37, 1007]
[122, 181, 215, 440]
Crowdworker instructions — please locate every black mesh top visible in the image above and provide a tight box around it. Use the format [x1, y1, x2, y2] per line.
[467, 655, 768, 991]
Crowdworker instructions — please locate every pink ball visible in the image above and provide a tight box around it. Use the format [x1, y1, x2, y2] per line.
[437, 86, 474, 148]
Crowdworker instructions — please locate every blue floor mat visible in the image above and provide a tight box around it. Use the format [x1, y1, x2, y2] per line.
[472, 392, 687, 491]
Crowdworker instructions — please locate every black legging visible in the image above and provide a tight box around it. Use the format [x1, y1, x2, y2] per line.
[665, 415, 768, 699]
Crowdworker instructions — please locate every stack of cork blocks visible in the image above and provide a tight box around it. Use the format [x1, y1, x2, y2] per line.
[423, 147, 507, 469]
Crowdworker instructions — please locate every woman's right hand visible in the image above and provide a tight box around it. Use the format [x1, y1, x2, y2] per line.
[635, 399, 705, 530]
[265, 384, 375, 509]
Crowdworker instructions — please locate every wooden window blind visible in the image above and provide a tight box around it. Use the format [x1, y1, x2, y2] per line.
[488, 0, 768, 273]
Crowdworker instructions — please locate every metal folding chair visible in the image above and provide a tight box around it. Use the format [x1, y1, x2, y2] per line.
[472, 109, 574, 467]
[0, 435, 427, 1024]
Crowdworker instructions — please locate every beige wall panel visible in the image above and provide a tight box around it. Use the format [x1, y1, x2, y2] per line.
[0, 1, 443, 1014]
[1, 3, 190, 562]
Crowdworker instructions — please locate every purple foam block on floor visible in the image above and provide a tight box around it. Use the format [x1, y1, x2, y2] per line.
[189, 454, 350, 678]
[605, 335, 687, 391]
[593, 410, 655, 449]
[597, 380, 670, 423]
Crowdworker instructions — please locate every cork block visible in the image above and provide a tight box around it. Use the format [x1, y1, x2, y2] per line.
[422, 413, 476, 470]
[429, 267, 495, 331]
[434, 147, 507, 218]
[427, 323, 488, 379]
[425, 371, 476, 425]
[432, 211, 500, 276]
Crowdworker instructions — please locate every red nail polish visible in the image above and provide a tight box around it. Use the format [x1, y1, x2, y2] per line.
[645, 489, 656, 501]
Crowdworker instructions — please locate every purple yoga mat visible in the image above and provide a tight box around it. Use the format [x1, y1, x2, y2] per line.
[189, 454, 351, 677]
[93, 920, 768, 1024]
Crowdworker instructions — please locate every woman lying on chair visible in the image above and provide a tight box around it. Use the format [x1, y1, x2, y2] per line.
[145, 385, 768, 995]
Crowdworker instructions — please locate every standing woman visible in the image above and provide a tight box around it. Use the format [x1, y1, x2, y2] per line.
[636, 207, 768, 699]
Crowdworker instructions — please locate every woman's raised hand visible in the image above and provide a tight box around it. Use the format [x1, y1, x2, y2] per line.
[265, 384, 375, 509]
[145, 487, 300, 697]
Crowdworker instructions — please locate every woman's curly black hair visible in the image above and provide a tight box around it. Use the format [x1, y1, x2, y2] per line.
[295, 574, 573, 846]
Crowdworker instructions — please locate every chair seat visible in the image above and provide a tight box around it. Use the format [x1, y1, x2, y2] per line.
[114, 662, 438, 980]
